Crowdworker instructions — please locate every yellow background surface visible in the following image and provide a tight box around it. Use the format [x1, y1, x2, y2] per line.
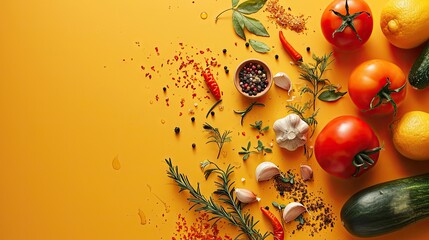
[1, 0, 429, 239]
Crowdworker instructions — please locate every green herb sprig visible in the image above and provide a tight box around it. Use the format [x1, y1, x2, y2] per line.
[215, 0, 270, 53]
[203, 122, 232, 159]
[286, 53, 345, 158]
[165, 158, 269, 240]
[238, 140, 272, 160]
[234, 101, 265, 126]
[250, 120, 269, 133]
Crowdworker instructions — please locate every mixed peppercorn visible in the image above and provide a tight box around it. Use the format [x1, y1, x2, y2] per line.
[237, 62, 269, 96]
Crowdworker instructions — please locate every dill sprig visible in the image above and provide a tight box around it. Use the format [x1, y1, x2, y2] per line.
[203, 122, 232, 159]
[165, 158, 269, 240]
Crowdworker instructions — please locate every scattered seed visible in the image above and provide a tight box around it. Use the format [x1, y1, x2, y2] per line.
[191, 117, 195, 122]
[306, 47, 311, 52]
[210, 111, 215, 116]
[245, 42, 249, 48]
[222, 49, 227, 54]
[275, 54, 279, 59]
[192, 143, 196, 148]
[163, 87, 167, 92]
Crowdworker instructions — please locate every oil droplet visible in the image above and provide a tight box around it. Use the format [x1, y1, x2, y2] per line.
[200, 12, 208, 20]
[138, 209, 147, 225]
[161, 119, 166, 124]
[112, 155, 121, 170]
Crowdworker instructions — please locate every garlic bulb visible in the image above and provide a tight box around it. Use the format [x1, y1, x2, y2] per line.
[235, 188, 260, 203]
[273, 114, 309, 151]
[282, 202, 307, 223]
[273, 72, 293, 94]
[255, 161, 280, 182]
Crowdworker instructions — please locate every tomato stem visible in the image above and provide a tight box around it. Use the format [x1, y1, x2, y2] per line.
[352, 146, 382, 177]
[369, 78, 406, 116]
[330, 0, 371, 41]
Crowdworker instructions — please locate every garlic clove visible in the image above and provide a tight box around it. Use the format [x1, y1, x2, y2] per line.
[282, 202, 307, 223]
[300, 165, 313, 181]
[235, 188, 260, 203]
[273, 72, 293, 94]
[255, 161, 280, 182]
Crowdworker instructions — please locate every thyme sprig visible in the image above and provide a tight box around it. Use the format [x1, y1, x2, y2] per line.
[234, 101, 265, 126]
[250, 120, 269, 133]
[203, 122, 232, 159]
[165, 158, 269, 240]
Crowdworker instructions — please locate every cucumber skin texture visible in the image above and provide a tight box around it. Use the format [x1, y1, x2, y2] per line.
[341, 174, 429, 238]
[409, 41, 429, 89]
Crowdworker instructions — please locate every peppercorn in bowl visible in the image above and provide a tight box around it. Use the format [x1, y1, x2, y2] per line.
[234, 59, 273, 98]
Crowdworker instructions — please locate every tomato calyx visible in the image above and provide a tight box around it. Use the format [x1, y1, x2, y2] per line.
[369, 78, 406, 116]
[330, 0, 371, 41]
[352, 146, 382, 177]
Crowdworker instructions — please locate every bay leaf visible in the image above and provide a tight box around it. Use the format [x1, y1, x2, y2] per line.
[249, 39, 270, 53]
[318, 89, 347, 102]
[237, 0, 267, 14]
[243, 15, 269, 37]
[232, 11, 246, 40]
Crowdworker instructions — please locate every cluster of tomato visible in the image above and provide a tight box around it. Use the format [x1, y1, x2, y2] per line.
[314, 0, 407, 179]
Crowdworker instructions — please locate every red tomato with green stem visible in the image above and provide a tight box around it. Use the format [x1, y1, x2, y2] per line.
[321, 0, 373, 50]
[348, 59, 406, 116]
[314, 116, 381, 179]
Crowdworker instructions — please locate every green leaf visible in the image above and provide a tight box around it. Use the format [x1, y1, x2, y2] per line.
[272, 202, 280, 208]
[232, 0, 240, 7]
[264, 148, 272, 153]
[243, 154, 249, 160]
[237, 0, 267, 14]
[318, 90, 347, 102]
[232, 11, 246, 40]
[249, 39, 270, 53]
[243, 16, 269, 37]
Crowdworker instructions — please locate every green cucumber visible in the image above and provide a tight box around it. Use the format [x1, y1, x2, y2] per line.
[341, 173, 429, 237]
[409, 41, 429, 89]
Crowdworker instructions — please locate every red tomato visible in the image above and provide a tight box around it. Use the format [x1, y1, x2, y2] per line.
[348, 59, 406, 115]
[321, 0, 373, 50]
[314, 116, 380, 178]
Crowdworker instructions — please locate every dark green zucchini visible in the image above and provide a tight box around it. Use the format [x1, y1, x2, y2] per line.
[341, 173, 429, 237]
[408, 41, 429, 89]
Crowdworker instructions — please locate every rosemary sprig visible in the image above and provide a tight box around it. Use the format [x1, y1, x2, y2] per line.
[234, 101, 265, 125]
[203, 122, 232, 159]
[165, 158, 269, 240]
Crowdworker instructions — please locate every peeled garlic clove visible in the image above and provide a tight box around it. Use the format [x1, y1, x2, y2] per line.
[235, 188, 260, 203]
[300, 164, 313, 181]
[273, 72, 293, 94]
[282, 202, 307, 223]
[255, 161, 280, 182]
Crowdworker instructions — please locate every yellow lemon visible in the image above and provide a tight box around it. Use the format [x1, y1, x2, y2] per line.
[380, 0, 429, 49]
[392, 111, 429, 160]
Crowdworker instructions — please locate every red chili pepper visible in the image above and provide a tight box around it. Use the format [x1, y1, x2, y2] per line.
[279, 30, 303, 62]
[202, 68, 221, 100]
[260, 207, 284, 240]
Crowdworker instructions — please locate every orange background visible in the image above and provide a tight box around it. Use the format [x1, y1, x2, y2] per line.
[1, 0, 429, 239]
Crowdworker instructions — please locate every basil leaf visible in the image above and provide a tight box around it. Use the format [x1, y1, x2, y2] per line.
[237, 0, 267, 14]
[318, 90, 347, 102]
[249, 39, 270, 53]
[232, 0, 239, 7]
[242, 15, 269, 37]
[232, 11, 246, 40]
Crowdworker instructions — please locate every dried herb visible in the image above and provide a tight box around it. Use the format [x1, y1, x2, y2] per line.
[203, 122, 232, 159]
[216, 0, 270, 53]
[234, 101, 265, 125]
[165, 158, 269, 240]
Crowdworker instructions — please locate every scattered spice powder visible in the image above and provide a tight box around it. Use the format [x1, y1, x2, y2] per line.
[173, 213, 233, 240]
[265, 0, 309, 33]
[274, 170, 336, 237]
